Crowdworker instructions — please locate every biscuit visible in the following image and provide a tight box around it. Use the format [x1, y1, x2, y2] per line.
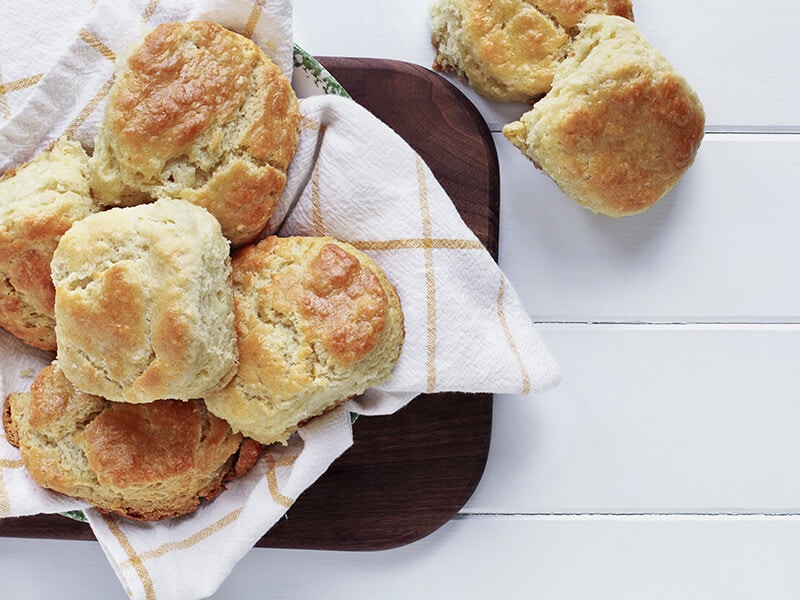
[3, 364, 260, 521]
[503, 15, 705, 216]
[430, 0, 634, 102]
[0, 138, 100, 350]
[204, 236, 405, 445]
[51, 198, 237, 404]
[90, 20, 302, 247]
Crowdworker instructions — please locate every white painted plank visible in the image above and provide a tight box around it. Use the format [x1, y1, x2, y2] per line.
[205, 516, 800, 599]
[293, 0, 800, 132]
[5, 516, 800, 599]
[632, 0, 800, 132]
[292, 0, 434, 65]
[465, 325, 800, 514]
[5, 327, 800, 594]
[0, 538, 125, 599]
[498, 133, 800, 322]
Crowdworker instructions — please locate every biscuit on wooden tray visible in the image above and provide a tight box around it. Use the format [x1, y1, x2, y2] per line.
[3, 364, 260, 521]
[0, 138, 100, 350]
[204, 236, 405, 446]
[430, 0, 634, 102]
[51, 198, 238, 404]
[89, 20, 302, 247]
[503, 15, 706, 216]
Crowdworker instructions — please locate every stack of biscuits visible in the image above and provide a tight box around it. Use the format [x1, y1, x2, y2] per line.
[0, 21, 404, 521]
[430, 1, 706, 217]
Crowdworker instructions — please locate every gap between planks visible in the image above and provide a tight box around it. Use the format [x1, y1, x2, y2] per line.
[530, 322, 800, 331]
[453, 512, 800, 521]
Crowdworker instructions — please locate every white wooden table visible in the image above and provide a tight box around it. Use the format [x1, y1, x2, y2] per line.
[4, 1, 800, 597]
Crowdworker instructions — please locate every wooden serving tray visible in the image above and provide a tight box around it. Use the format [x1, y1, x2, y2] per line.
[0, 57, 499, 551]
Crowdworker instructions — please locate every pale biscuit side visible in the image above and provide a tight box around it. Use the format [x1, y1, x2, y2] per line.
[0, 138, 100, 350]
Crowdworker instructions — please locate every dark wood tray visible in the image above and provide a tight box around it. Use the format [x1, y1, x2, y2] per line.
[0, 57, 499, 551]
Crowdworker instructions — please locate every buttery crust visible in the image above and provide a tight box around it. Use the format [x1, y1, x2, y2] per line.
[90, 20, 302, 247]
[430, 0, 634, 102]
[51, 198, 237, 404]
[4, 364, 258, 521]
[0, 138, 100, 350]
[503, 15, 705, 216]
[204, 236, 405, 445]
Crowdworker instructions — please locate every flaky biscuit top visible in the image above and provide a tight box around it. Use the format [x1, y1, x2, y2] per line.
[109, 20, 298, 173]
[90, 20, 301, 247]
[51, 199, 237, 404]
[245, 237, 390, 366]
[5, 364, 249, 521]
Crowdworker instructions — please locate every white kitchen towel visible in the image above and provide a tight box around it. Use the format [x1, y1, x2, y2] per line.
[276, 94, 561, 404]
[0, 1, 560, 599]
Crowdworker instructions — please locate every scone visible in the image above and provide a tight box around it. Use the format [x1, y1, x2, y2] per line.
[503, 15, 706, 216]
[90, 20, 302, 247]
[0, 137, 100, 350]
[204, 236, 405, 445]
[3, 364, 261, 521]
[430, 0, 634, 102]
[51, 198, 237, 404]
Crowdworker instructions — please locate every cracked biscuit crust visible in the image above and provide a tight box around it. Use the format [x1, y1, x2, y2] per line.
[5, 364, 256, 521]
[90, 20, 302, 247]
[430, 0, 634, 102]
[204, 236, 405, 445]
[51, 198, 237, 404]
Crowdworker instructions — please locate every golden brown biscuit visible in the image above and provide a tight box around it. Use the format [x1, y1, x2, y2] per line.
[204, 236, 405, 445]
[3, 364, 259, 521]
[90, 20, 301, 247]
[503, 15, 705, 216]
[430, 0, 634, 102]
[51, 198, 237, 404]
[0, 138, 100, 350]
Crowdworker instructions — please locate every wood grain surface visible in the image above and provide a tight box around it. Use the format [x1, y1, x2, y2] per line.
[0, 57, 499, 551]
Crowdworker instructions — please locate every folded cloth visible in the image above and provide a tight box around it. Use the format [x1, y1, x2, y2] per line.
[277, 94, 561, 404]
[0, 1, 560, 599]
